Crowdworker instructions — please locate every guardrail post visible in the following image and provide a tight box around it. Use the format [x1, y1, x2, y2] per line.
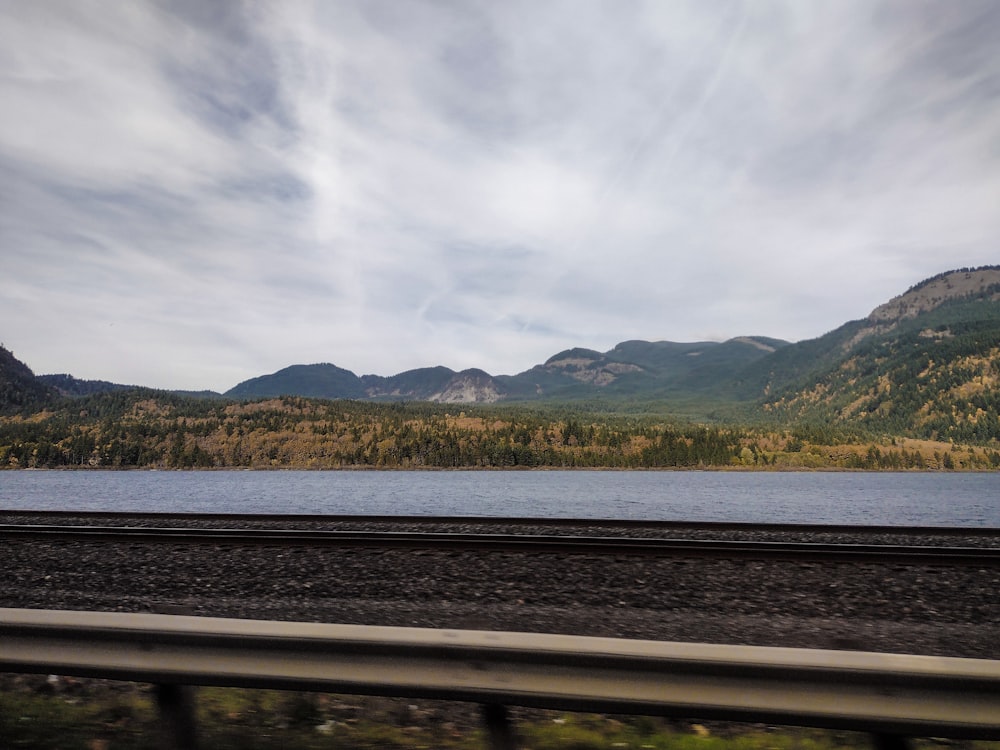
[146, 605, 199, 749]
[154, 683, 199, 750]
[481, 703, 518, 750]
[3, 609, 999, 742]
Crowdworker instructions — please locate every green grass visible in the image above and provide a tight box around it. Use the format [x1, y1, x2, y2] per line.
[0, 684, 157, 749]
[520, 714, 872, 750]
[3, 683, 1000, 750]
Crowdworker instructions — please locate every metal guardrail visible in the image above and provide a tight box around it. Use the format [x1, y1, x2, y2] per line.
[2, 608, 1000, 748]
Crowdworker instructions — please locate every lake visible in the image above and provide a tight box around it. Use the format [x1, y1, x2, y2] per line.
[1, 470, 998, 526]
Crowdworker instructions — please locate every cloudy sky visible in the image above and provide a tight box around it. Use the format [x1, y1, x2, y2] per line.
[2, 1, 998, 392]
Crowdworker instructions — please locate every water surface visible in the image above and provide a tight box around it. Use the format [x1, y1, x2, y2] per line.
[1, 470, 998, 526]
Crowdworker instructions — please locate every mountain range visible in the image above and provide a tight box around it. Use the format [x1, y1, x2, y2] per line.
[221, 335, 790, 405]
[215, 267, 1000, 429]
[3, 266, 999, 438]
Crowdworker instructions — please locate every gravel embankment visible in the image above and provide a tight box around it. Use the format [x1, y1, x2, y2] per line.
[2, 515, 998, 660]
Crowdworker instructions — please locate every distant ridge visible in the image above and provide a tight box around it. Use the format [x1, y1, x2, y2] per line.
[38, 373, 134, 397]
[226, 363, 365, 400]
[221, 335, 786, 404]
[3, 267, 998, 437]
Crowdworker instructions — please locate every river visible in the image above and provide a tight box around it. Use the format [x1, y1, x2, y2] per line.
[1, 470, 999, 526]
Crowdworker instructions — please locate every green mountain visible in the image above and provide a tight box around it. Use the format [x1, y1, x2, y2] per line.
[496, 337, 788, 403]
[216, 266, 1000, 439]
[37, 372, 221, 400]
[756, 267, 1000, 441]
[226, 364, 504, 403]
[38, 373, 135, 397]
[219, 336, 786, 405]
[0, 345, 54, 413]
[6, 267, 998, 443]
[226, 363, 366, 400]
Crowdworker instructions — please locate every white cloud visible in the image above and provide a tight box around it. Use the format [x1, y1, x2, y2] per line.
[1, 0, 998, 391]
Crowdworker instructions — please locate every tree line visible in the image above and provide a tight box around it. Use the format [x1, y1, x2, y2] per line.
[2, 390, 997, 470]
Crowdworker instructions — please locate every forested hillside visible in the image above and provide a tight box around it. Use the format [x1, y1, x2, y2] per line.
[0, 345, 53, 412]
[2, 389, 997, 470]
[222, 337, 785, 404]
[2, 268, 999, 470]
[760, 272, 1000, 442]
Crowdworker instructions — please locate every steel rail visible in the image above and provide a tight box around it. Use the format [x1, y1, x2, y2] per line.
[2, 523, 999, 565]
[4, 509, 1000, 537]
[1, 607, 999, 739]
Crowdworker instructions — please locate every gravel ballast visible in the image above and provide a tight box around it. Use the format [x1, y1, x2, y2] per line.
[2, 515, 998, 661]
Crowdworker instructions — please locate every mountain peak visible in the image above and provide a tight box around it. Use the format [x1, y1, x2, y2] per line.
[430, 369, 502, 403]
[868, 266, 1000, 323]
[544, 347, 603, 366]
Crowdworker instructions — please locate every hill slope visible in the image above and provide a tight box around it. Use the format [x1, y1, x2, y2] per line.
[38, 373, 135, 397]
[223, 336, 786, 405]
[0, 345, 54, 413]
[498, 337, 788, 403]
[758, 267, 1000, 441]
[226, 363, 367, 400]
[5, 267, 998, 444]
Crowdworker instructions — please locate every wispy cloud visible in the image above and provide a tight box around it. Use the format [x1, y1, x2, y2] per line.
[2, 0, 998, 390]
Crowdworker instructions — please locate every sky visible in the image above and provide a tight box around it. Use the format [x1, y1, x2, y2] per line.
[2, 1, 999, 393]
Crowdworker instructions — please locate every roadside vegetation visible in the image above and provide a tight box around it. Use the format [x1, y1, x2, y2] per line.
[4, 677, 998, 750]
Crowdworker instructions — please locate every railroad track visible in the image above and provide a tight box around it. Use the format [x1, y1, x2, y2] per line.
[6, 510, 1000, 536]
[3, 522, 1000, 566]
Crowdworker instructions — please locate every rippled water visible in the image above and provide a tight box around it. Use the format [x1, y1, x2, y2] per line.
[1, 470, 999, 526]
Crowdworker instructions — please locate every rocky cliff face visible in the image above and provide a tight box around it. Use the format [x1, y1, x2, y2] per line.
[868, 268, 1000, 323]
[541, 350, 644, 386]
[840, 268, 1000, 352]
[428, 370, 502, 403]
